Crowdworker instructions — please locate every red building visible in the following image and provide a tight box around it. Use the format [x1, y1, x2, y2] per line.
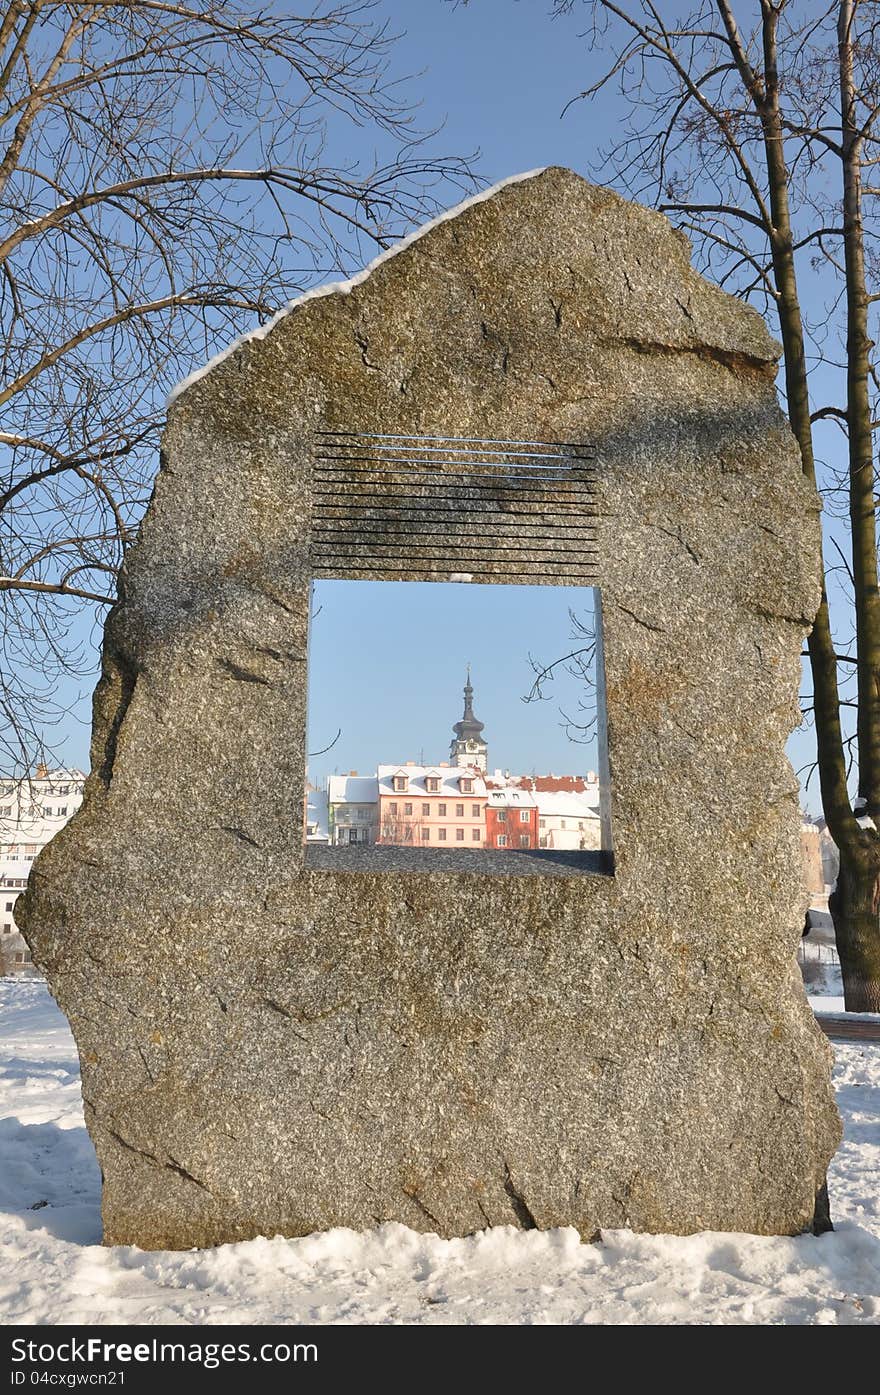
[484, 789, 538, 850]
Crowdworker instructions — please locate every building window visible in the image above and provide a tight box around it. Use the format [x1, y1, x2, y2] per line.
[58, 806, 67, 816]
[471, 804, 480, 817]
[455, 803, 464, 817]
[539, 818, 546, 829]
[438, 803, 446, 816]
[460, 778, 473, 793]
[519, 835, 530, 847]
[520, 810, 530, 822]
[472, 828, 480, 841]
[497, 810, 507, 823]
[426, 777, 440, 793]
[421, 827, 430, 840]
[560, 820, 566, 829]
[422, 803, 430, 816]
[2, 924, 10, 933]
[456, 828, 464, 841]
[438, 828, 447, 841]
[4, 902, 12, 912]
[497, 835, 507, 847]
[393, 775, 408, 793]
[404, 826, 413, 841]
[389, 802, 398, 815]
[404, 803, 412, 816]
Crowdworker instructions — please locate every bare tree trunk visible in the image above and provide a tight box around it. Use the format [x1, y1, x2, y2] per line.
[828, 0, 880, 1010]
[557, 0, 880, 1004]
[830, 851, 880, 1011]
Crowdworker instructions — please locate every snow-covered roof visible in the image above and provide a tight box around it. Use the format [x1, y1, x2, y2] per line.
[0, 768, 86, 787]
[168, 169, 547, 406]
[535, 791, 600, 819]
[327, 776, 378, 806]
[485, 772, 599, 795]
[376, 764, 487, 798]
[486, 789, 536, 809]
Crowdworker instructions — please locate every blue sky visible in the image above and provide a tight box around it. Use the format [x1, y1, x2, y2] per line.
[41, 0, 848, 811]
[306, 581, 598, 786]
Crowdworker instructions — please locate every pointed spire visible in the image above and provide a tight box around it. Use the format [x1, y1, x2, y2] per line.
[452, 668, 484, 740]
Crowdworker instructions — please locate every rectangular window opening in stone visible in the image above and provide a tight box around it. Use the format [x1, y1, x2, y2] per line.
[304, 580, 613, 876]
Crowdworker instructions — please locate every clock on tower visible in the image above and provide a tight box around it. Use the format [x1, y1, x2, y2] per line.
[450, 668, 488, 772]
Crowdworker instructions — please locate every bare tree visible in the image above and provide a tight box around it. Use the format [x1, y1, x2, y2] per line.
[0, 1, 474, 777]
[379, 807, 421, 846]
[551, 0, 880, 1009]
[524, 605, 598, 745]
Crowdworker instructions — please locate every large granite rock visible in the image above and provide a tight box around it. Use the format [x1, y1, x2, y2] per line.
[19, 168, 841, 1248]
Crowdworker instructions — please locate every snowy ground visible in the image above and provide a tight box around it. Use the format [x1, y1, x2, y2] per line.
[1, 979, 879, 1326]
[802, 907, 846, 1011]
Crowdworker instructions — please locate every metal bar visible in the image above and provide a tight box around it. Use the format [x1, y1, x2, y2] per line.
[314, 469, 596, 489]
[315, 458, 595, 476]
[313, 505, 599, 520]
[311, 563, 597, 576]
[311, 541, 600, 557]
[311, 486, 598, 505]
[313, 509, 600, 523]
[314, 459, 596, 479]
[314, 511, 598, 525]
[311, 568, 598, 581]
[313, 467, 597, 485]
[310, 549, 597, 564]
[315, 430, 595, 452]
[312, 523, 599, 540]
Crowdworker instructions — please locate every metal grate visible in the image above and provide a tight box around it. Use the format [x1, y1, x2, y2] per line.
[310, 431, 599, 582]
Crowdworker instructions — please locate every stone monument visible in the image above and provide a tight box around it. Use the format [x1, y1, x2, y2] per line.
[19, 168, 841, 1249]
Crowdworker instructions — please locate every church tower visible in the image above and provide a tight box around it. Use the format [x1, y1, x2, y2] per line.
[450, 668, 488, 771]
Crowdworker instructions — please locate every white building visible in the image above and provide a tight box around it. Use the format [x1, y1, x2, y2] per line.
[0, 765, 86, 973]
[484, 769, 602, 851]
[327, 774, 379, 846]
[305, 787, 329, 843]
[535, 789, 602, 850]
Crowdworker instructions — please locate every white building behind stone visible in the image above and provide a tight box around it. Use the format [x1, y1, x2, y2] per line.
[535, 787, 602, 850]
[327, 774, 379, 846]
[1, 766, 85, 973]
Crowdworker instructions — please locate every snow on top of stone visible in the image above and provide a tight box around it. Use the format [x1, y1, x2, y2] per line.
[167, 168, 548, 407]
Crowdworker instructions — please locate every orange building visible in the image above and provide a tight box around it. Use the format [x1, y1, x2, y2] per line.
[377, 763, 487, 848]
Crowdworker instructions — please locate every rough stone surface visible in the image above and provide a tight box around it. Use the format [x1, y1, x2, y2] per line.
[19, 168, 841, 1249]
